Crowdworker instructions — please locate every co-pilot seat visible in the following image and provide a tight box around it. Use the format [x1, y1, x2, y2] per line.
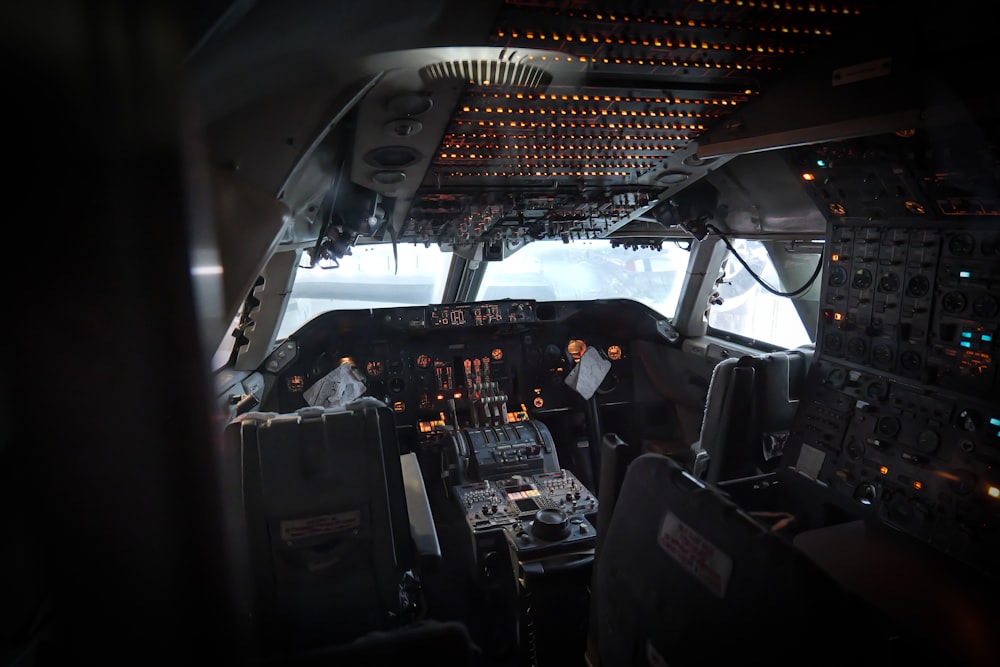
[221, 399, 446, 659]
[691, 347, 813, 483]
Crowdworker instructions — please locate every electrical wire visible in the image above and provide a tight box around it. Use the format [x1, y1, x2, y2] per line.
[706, 223, 823, 298]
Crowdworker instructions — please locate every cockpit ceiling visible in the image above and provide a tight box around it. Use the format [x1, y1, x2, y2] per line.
[340, 1, 882, 251]
[197, 1, 997, 256]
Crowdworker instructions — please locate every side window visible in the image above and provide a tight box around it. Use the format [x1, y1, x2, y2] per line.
[707, 239, 820, 349]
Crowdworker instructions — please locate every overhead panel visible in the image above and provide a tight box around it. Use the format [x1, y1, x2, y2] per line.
[395, 0, 875, 253]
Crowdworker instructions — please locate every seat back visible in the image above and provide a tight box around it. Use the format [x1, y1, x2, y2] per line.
[224, 401, 417, 655]
[589, 453, 890, 666]
[694, 347, 813, 482]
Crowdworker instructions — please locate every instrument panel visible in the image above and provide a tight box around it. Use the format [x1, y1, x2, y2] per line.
[263, 299, 660, 438]
[784, 217, 1000, 580]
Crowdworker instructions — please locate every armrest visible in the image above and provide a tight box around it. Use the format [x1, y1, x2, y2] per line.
[399, 453, 441, 564]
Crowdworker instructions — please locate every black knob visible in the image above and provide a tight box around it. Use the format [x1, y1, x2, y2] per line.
[853, 482, 878, 506]
[531, 508, 570, 541]
[950, 469, 977, 496]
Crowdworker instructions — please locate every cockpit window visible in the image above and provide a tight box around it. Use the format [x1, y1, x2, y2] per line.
[707, 238, 818, 349]
[474, 239, 690, 318]
[277, 243, 453, 338]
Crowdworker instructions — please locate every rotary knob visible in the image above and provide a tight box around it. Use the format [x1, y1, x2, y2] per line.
[530, 508, 570, 541]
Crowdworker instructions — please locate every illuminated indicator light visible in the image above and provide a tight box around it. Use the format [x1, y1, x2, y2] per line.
[989, 486, 1000, 499]
[816, 159, 827, 167]
[989, 417, 1000, 426]
[961, 331, 973, 338]
[913, 481, 923, 491]
[392, 402, 405, 413]
[833, 312, 844, 322]
[801, 172, 816, 181]
[960, 270, 971, 278]
[436, 394, 445, 401]
[982, 334, 993, 342]
[830, 253, 840, 262]
[960, 341, 972, 348]
[879, 466, 889, 475]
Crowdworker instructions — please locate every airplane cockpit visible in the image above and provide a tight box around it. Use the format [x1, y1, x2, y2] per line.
[7, 1, 1000, 666]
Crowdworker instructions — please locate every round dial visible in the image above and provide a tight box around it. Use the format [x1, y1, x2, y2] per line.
[567, 339, 587, 362]
[852, 269, 873, 289]
[491, 348, 503, 361]
[972, 296, 998, 318]
[828, 266, 848, 287]
[906, 275, 930, 297]
[899, 351, 922, 371]
[872, 344, 893, 367]
[948, 233, 975, 256]
[416, 354, 431, 369]
[877, 272, 900, 293]
[366, 360, 384, 377]
[941, 291, 967, 314]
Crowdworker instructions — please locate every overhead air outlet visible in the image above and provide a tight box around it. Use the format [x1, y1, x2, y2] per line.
[656, 171, 691, 185]
[386, 91, 433, 116]
[372, 170, 406, 185]
[683, 154, 719, 167]
[363, 145, 423, 169]
[385, 118, 423, 137]
[420, 59, 551, 89]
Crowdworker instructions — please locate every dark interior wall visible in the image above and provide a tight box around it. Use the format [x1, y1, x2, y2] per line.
[5, 3, 245, 663]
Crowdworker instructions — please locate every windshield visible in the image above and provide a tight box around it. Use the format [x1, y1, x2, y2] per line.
[476, 239, 690, 318]
[277, 243, 453, 338]
[275, 239, 691, 339]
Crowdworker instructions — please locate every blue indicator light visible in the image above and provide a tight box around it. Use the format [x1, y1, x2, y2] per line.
[991, 418, 1000, 427]
[983, 334, 994, 342]
[816, 159, 827, 167]
[961, 331, 973, 338]
[960, 341, 972, 348]
[959, 270, 971, 278]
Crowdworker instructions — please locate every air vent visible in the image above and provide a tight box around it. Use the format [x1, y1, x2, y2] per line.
[420, 59, 551, 89]
[656, 171, 691, 185]
[364, 145, 423, 168]
[372, 170, 406, 185]
[684, 154, 720, 167]
[386, 92, 433, 116]
[385, 118, 423, 137]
